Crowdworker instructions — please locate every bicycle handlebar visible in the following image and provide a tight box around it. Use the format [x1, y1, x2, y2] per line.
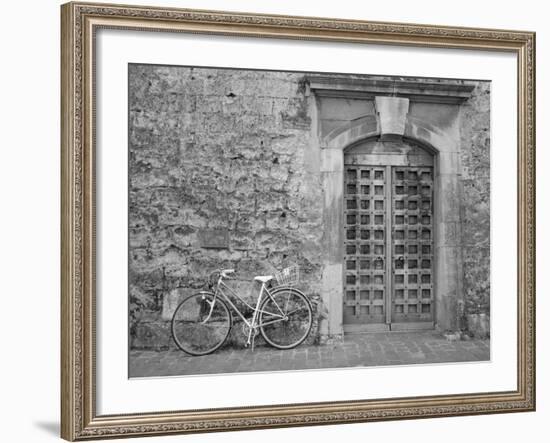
[207, 269, 236, 288]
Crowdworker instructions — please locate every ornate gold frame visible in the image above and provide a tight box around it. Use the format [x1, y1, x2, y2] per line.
[60, 1, 536, 440]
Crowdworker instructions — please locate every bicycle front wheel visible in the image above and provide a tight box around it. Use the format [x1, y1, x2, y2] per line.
[259, 287, 312, 350]
[171, 292, 232, 356]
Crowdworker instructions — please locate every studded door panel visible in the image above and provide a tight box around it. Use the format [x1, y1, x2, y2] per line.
[391, 167, 434, 324]
[343, 166, 387, 325]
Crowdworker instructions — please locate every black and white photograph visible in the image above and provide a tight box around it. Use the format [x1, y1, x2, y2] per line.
[2, 0, 545, 441]
[128, 64, 491, 377]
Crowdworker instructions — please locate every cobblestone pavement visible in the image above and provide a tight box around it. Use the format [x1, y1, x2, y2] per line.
[129, 331, 490, 377]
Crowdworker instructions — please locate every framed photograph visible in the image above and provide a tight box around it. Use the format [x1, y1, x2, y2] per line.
[61, 1, 536, 440]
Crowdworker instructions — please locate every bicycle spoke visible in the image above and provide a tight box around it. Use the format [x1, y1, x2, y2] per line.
[258, 308, 284, 319]
[259, 317, 286, 327]
[285, 307, 307, 316]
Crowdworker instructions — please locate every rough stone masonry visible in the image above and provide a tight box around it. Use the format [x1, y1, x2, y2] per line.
[128, 64, 490, 350]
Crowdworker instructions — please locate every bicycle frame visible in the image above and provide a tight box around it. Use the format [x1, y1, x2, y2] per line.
[204, 275, 291, 348]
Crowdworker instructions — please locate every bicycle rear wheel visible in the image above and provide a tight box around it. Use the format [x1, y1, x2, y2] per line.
[259, 287, 312, 349]
[171, 292, 232, 356]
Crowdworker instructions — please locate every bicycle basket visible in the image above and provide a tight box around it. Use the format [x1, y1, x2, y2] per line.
[274, 264, 300, 287]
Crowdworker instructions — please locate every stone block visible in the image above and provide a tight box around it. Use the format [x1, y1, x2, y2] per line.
[409, 102, 459, 131]
[438, 152, 459, 174]
[162, 288, 188, 321]
[437, 221, 460, 247]
[320, 148, 343, 173]
[321, 263, 344, 336]
[131, 321, 174, 350]
[375, 96, 409, 137]
[319, 97, 374, 121]
[436, 176, 461, 222]
[466, 313, 490, 339]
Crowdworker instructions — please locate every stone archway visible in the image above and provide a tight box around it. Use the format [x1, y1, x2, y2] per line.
[319, 98, 464, 337]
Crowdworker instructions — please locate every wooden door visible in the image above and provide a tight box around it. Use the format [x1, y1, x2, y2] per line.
[343, 141, 434, 332]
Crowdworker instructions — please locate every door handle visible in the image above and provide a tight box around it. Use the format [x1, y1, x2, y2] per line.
[395, 256, 404, 269]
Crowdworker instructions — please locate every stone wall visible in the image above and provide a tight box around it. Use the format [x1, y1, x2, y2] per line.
[128, 65, 491, 349]
[459, 81, 491, 337]
[128, 65, 324, 349]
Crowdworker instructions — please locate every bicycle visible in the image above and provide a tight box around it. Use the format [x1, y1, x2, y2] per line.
[171, 265, 313, 356]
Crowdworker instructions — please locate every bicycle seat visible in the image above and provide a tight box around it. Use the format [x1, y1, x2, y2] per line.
[254, 275, 274, 283]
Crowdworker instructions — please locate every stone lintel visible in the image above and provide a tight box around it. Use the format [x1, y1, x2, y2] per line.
[308, 76, 475, 104]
